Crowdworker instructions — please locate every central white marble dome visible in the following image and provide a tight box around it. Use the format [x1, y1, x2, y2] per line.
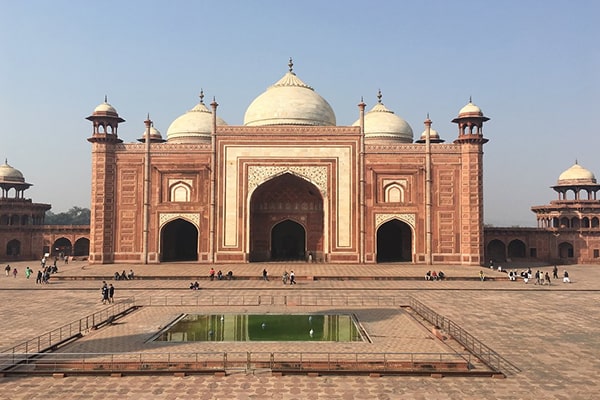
[244, 60, 336, 127]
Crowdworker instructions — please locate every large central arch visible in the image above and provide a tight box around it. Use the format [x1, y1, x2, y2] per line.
[160, 218, 198, 262]
[249, 173, 323, 262]
[376, 219, 413, 262]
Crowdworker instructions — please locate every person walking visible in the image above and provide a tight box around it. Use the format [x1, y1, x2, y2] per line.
[25, 267, 32, 279]
[12, 268, 17, 278]
[545, 272, 551, 286]
[108, 284, 115, 303]
[101, 281, 109, 304]
[552, 265, 558, 280]
[262, 268, 269, 281]
[282, 271, 289, 284]
[289, 270, 296, 285]
[5, 265, 10, 277]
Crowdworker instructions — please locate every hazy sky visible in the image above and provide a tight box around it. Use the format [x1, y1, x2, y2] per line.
[1, 0, 598, 226]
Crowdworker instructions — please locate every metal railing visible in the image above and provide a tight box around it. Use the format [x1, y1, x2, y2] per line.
[408, 297, 520, 375]
[1, 299, 138, 371]
[140, 294, 406, 307]
[4, 350, 476, 375]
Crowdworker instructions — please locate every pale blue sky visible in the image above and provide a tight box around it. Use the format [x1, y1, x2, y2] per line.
[1, 0, 598, 226]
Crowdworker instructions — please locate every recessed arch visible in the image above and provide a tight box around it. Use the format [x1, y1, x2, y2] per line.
[487, 239, 506, 262]
[249, 173, 323, 262]
[73, 237, 90, 257]
[376, 219, 412, 262]
[160, 218, 198, 262]
[270, 219, 306, 261]
[6, 239, 20, 256]
[507, 239, 526, 258]
[53, 237, 73, 256]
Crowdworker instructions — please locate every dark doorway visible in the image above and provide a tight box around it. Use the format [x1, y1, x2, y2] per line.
[161, 219, 198, 262]
[73, 238, 90, 257]
[376, 219, 412, 262]
[487, 239, 506, 263]
[508, 239, 526, 258]
[6, 239, 20, 256]
[271, 220, 306, 261]
[53, 237, 73, 256]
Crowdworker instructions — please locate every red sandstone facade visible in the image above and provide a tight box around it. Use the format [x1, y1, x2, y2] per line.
[85, 63, 491, 266]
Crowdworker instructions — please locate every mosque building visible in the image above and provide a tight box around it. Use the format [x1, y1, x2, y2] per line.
[85, 59, 490, 265]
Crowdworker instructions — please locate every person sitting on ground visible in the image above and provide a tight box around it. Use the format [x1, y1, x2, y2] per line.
[425, 271, 431, 281]
[227, 270, 233, 280]
[189, 282, 195, 290]
[438, 271, 445, 280]
[217, 270, 223, 280]
[431, 270, 438, 280]
[563, 270, 571, 283]
[114, 271, 120, 280]
[127, 269, 134, 280]
[120, 270, 128, 280]
[209, 267, 215, 281]
[479, 270, 485, 281]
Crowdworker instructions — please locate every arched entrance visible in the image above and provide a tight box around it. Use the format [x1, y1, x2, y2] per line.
[271, 220, 306, 261]
[161, 219, 198, 262]
[487, 239, 506, 262]
[249, 173, 323, 262]
[558, 241, 574, 259]
[376, 219, 412, 262]
[6, 239, 20, 256]
[73, 238, 90, 257]
[508, 239, 526, 258]
[52, 237, 73, 256]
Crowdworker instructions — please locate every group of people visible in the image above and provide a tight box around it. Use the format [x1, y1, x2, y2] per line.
[101, 281, 115, 304]
[483, 263, 573, 284]
[208, 267, 234, 281]
[425, 270, 445, 280]
[114, 269, 134, 281]
[281, 270, 296, 284]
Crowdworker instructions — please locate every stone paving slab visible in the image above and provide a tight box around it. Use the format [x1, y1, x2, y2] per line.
[0, 261, 598, 399]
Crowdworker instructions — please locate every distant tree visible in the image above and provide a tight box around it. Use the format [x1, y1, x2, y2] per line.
[45, 207, 91, 225]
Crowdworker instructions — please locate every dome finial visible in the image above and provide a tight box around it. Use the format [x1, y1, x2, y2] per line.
[575, 159, 578, 165]
[377, 89, 383, 104]
[104, 95, 108, 103]
[199, 89, 205, 104]
[288, 57, 294, 73]
[469, 95, 472, 103]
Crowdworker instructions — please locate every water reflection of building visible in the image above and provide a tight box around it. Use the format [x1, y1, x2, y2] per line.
[0, 160, 89, 261]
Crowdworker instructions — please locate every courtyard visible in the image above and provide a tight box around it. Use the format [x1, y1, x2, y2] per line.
[0, 260, 598, 399]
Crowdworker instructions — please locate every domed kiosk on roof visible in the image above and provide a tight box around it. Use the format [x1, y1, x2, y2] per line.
[166, 90, 228, 143]
[352, 90, 413, 143]
[243, 59, 336, 127]
[138, 121, 165, 143]
[557, 162, 596, 185]
[0, 160, 26, 184]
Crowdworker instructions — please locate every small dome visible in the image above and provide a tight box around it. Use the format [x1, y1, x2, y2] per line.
[416, 127, 444, 143]
[244, 59, 336, 127]
[458, 100, 484, 118]
[352, 92, 413, 142]
[92, 96, 120, 117]
[138, 123, 165, 143]
[0, 160, 25, 183]
[557, 163, 596, 185]
[166, 94, 228, 143]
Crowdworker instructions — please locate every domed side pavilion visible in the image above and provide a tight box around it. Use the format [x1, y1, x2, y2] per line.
[85, 59, 490, 266]
[485, 161, 600, 265]
[0, 161, 90, 261]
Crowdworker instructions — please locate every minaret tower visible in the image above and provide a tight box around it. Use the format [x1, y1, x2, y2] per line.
[452, 99, 489, 265]
[86, 97, 125, 264]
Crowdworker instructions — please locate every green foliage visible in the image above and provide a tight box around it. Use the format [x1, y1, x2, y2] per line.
[45, 206, 90, 225]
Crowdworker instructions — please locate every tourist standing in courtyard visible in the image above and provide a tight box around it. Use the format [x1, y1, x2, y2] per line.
[262, 268, 268, 281]
[109, 284, 115, 303]
[101, 281, 109, 304]
[553, 265, 558, 279]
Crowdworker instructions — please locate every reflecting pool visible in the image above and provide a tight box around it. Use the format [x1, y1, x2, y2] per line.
[153, 314, 363, 342]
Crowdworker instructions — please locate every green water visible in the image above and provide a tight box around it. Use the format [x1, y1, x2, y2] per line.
[154, 314, 362, 342]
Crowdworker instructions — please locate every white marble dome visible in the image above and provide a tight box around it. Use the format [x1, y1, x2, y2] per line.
[458, 100, 484, 118]
[352, 93, 413, 142]
[244, 60, 336, 127]
[0, 161, 25, 183]
[419, 127, 441, 141]
[92, 97, 120, 117]
[167, 95, 228, 143]
[138, 124, 164, 142]
[557, 163, 596, 185]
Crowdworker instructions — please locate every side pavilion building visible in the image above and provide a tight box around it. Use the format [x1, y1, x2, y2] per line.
[86, 60, 490, 266]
